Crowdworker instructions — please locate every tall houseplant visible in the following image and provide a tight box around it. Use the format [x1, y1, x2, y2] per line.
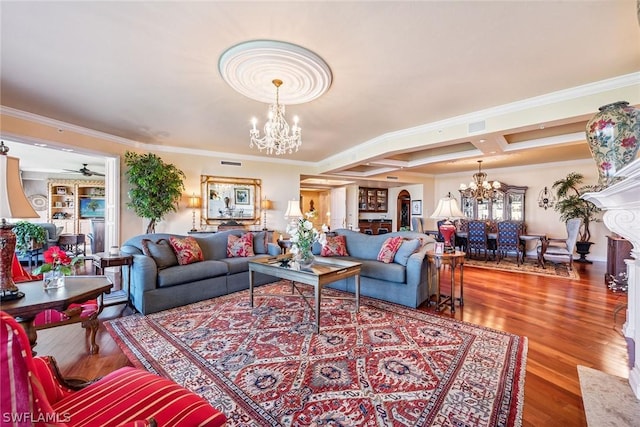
[12, 222, 48, 254]
[124, 152, 186, 234]
[552, 172, 601, 262]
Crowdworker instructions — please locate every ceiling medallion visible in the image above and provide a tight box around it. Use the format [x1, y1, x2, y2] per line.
[218, 40, 332, 105]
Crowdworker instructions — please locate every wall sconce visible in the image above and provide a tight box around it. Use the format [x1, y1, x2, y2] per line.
[260, 198, 272, 230]
[187, 193, 201, 232]
[537, 186, 556, 210]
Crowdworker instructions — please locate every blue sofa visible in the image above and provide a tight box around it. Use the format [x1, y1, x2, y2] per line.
[314, 229, 437, 308]
[120, 230, 281, 314]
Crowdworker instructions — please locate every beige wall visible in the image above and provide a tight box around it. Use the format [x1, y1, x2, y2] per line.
[3, 111, 609, 261]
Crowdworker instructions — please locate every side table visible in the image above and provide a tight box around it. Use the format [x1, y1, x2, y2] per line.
[426, 250, 465, 312]
[92, 252, 133, 308]
[58, 233, 86, 257]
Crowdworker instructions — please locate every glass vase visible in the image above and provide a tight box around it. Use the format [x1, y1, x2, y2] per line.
[43, 270, 65, 290]
[296, 250, 315, 269]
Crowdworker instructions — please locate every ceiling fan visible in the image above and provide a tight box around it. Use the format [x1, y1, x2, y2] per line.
[64, 163, 105, 177]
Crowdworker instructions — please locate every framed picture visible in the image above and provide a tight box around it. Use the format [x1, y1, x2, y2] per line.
[435, 242, 444, 255]
[411, 200, 422, 215]
[234, 188, 250, 205]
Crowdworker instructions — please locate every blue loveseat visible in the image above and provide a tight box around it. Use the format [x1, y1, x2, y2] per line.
[314, 229, 437, 308]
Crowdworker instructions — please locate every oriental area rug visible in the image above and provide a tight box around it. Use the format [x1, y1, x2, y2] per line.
[105, 282, 527, 427]
[464, 257, 580, 280]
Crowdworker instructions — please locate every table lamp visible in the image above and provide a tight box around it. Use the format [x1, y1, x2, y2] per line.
[187, 193, 201, 232]
[0, 141, 39, 301]
[430, 194, 465, 253]
[284, 200, 303, 228]
[261, 198, 272, 230]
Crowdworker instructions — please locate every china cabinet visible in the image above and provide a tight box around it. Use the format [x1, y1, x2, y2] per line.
[459, 183, 527, 221]
[358, 188, 388, 212]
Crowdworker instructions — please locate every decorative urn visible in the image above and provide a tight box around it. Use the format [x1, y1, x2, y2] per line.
[585, 101, 640, 186]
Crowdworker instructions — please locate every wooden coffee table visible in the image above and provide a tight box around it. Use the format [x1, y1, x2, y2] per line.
[2, 276, 113, 354]
[249, 257, 361, 333]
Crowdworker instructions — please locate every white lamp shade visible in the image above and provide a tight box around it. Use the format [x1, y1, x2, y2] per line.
[430, 197, 465, 219]
[0, 154, 38, 219]
[284, 200, 303, 219]
[187, 194, 201, 209]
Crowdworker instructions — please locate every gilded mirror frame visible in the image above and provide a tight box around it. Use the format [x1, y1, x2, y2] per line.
[201, 176, 262, 226]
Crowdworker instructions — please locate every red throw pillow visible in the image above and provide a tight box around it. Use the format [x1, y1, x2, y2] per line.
[377, 236, 403, 263]
[169, 236, 204, 265]
[227, 233, 255, 257]
[321, 235, 349, 257]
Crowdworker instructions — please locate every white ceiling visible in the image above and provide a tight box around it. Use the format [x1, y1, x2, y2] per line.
[1, 1, 639, 183]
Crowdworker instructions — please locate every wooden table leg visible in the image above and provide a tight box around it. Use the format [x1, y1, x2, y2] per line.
[82, 316, 100, 355]
[15, 316, 38, 352]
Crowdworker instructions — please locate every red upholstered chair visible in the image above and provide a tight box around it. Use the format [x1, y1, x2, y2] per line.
[0, 311, 227, 427]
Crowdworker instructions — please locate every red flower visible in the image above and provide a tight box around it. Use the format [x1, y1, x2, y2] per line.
[43, 246, 72, 267]
[621, 136, 637, 148]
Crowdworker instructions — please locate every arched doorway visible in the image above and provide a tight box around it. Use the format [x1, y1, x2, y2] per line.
[396, 190, 411, 230]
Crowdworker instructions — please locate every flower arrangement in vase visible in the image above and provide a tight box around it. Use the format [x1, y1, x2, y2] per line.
[32, 246, 80, 289]
[286, 212, 327, 268]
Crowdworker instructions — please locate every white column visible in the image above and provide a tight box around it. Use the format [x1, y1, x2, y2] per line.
[583, 159, 640, 398]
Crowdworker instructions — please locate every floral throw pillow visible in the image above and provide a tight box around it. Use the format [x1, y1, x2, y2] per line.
[321, 235, 349, 257]
[377, 236, 404, 263]
[169, 236, 204, 265]
[227, 233, 255, 257]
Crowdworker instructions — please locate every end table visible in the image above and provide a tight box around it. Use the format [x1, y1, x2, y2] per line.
[426, 250, 465, 312]
[92, 252, 133, 307]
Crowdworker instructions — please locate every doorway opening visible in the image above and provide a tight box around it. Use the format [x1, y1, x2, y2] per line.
[397, 190, 411, 231]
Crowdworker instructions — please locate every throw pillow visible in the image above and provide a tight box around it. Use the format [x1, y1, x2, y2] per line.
[393, 238, 421, 266]
[321, 235, 349, 257]
[252, 231, 268, 254]
[377, 236, 403, 263]
[141, 238, 179, 269]
[227, 233, 255, 257]
[169, 236, 204, 265]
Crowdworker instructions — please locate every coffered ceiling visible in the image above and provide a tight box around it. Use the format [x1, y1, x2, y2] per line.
[1, 1, 639, 185]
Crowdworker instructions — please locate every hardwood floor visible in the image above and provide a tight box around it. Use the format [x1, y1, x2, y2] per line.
[30, 259, 628, 426]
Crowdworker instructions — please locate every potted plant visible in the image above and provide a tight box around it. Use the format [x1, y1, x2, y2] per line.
[12, 221, 48, 254]
[124, 151, 186, 234]
[552, 172, 601, 263]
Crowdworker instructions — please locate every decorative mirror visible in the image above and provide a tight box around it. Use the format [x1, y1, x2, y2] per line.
[201, 176, 262, 226]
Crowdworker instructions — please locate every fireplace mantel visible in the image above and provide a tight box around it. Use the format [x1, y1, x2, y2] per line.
[583, 158, 640, 398]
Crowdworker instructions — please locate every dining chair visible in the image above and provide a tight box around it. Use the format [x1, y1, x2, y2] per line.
[496, 221, 523, 266]
[541, 218, 582, 270]
[411, 217, 424, 233]
[467, 220, 489, 261]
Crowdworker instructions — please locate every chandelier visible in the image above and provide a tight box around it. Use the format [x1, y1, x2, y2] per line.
[250, 79, 302, 155]
[459, 160, 501, 201]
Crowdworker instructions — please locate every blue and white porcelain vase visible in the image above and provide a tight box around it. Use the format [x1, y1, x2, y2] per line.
[585, 101, 640, 186]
